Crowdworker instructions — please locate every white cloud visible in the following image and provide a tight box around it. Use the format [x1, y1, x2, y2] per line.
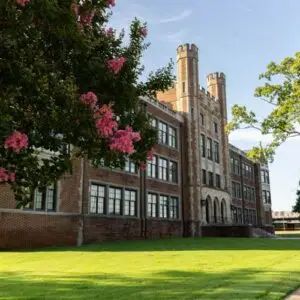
[161, 30, 187, 44]
[229, 129, 272, 144]
[157, 10, 192, 24]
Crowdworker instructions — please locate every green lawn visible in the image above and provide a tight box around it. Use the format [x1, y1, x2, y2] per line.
[1, 238, 300, 300]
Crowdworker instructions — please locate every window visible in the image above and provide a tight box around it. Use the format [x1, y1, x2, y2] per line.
[147, 155, 157, 178]
[150, 117, 157, 129]
[159, 195, 168, 218]
[262, 190, 267, 203]
[90, 184, 105, 214]
[200, 113, 204, 126]
[169, 197, 179, 219]
[244, 208, 249, 224]
[237, 208, 242, 224]
[208, 172, 214, 187]
[147, 193, 158, 217]
[201, 135, 206, 157]
[216, 174, 221, 188]
[158, 121, 167, 144]
[261, 170, 265, 183]
[232, 182, 241, 198]
[266, 191, 271, 203]
[234, 159, 240, 174]
[207, 138, 213, 160]
[230, 157, 234, 173]
[169, 161, 178, 183]
[214, 141, 220, 163]
[168, 126, 177, 148]
[124, 190, 137, 216]
[261, 170, 270, 184]
[265, 171, 270, 184]
[108, 187, 122, 215]
[243, 185, 247, 200]
[191, 107, 194, 119]
[158, 158, 168, 181]
[182, 82, 185, 93]
[202, 169, 207, 185]
[214, 122, 218, 134]
[124, 158, 137, 174]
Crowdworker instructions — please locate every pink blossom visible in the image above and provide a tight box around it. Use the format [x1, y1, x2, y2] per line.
[94, 105, 118, 137]
[147, 148, 154, 161]
[138, 161, 147, 171]
[16, 0, 30, 7]
[72, 2, 79, 16]
[4, 131, 29, 153]
[80, 91, 98, 109]
[80, 11, 95, 25]
[0, 168, 15, 183]
[107, 0, 116, 7]
[109, 126, 141, 154]
[104, 27, 114, 36]
[9, 172, 16, 183]
[107, 57, 126, 74]
[139, 26, 148, 38]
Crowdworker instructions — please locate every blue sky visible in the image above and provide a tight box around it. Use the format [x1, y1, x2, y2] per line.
[109, 0, 300, 211]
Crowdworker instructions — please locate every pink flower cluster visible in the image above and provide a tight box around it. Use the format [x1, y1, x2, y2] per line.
[107, 0, 116, 7]
[104, 27, 114, 36]
[80, 91, 98, 109]
[72, 2, 79, 16]
[80, 11, 95, 25]
[139, 26, 148, 38]
[147, 148, 154, 161]
[16, 0, 30, 7]
[4, 131, 29, 153]
[107, 57, 126, 74]
[94, 105, 118, 137]
[0, 168, 15, 183]
[109, 126, 141, 155]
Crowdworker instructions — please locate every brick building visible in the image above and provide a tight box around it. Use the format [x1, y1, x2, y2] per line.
[0, 43, 273, 249]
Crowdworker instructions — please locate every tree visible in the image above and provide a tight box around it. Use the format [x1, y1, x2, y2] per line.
[0, 0, 175, 206]
[293, 181, 300, 213]
[227, 52, 300, 163]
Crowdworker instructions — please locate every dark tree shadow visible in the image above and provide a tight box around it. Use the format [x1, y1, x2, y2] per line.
[0, 268, 299, 299]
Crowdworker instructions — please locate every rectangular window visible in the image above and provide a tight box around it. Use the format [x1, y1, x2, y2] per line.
[158, 157, 168, 181]
[232, 182, 236, 198]
[216, 174, 221, 188]
[182, 82, 185, 93]
[262, 190, 267, 203]
[158, 121, 168, 144]
[201, 135, 206, 157]
[243, 185, 247, 200]
[33, 184, 57, 212]
[214, 141, 220, 163]
[208, 172, 214, 187]
[234, 159, 240, 174]
[159, 195, 168, 218]
[265, 171, 270, 184]
[207, 138, 213, 160]
[202, 169, 207, 185]
[90, 184, 105, 214]
[124, 189, 137, 217]
[266, 191, 271, 203]
[147, 155, 157, 178]
[261, 170, 265, 183]
[230, 157, 234, 173]
[169, 197, 179, 219]
[147, 193, 158, 217]
[214, 122, 218, 134]
[237, 208, 242, 224]
[236, 183, 241, 199]
[244, 208, 249, 224]
[168, 126, 177, 148]
[108, 187, 122, 215]
[200, 113, 204, 126]
[169, 161, 178, 183]
[124, 158, 137, 174]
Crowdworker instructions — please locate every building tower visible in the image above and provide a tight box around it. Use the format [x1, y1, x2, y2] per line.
[176, 44, 202, 236]
[207, 73, 230, 192]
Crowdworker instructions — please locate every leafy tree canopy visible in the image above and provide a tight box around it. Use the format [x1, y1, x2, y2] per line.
[293, 181, 300, 214]
[0, 0, 175, 206]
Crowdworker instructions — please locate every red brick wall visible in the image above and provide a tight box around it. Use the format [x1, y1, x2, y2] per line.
[145, 219, 182, 239]
[0, 211, 80, 249]
[0, 184, 17, 209]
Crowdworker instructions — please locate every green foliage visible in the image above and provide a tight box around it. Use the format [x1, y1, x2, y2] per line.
[227, 52, 300, 162]
[0, 0, 174, 205]
[292, 181, 300, 213]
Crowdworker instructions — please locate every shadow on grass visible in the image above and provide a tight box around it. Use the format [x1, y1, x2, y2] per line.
[10, 237, 300, 253]
[0, 268, 299, 299]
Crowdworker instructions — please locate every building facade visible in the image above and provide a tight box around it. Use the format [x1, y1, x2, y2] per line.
[272, 211, 300, 231]
[0, 43, 273, 249]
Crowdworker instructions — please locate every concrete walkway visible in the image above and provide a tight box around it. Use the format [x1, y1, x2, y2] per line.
[285, 288, 300, 300]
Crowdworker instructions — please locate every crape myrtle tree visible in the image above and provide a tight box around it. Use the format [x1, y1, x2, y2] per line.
[227, 52, 300, 163]
[0, 0, 175, 206]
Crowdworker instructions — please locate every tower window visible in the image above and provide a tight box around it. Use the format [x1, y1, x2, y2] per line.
[182, 82, 185, 93]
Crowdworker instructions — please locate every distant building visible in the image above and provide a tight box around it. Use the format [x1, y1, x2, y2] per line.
[0, 43, 274, 249]
[272, 211, 300, 231]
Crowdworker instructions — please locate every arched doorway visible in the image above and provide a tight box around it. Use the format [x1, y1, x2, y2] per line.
[213, 197, 220, 223]
[221, 199, 227, 224]
[206, 196, 212, 224]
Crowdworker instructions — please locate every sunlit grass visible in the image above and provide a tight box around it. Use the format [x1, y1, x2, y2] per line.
[0, 238, 300, 299]
[276, 230, 300, 237]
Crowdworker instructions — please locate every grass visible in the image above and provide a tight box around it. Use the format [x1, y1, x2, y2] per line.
[1, 238, 300, 300]
[276, 230, 300, 238]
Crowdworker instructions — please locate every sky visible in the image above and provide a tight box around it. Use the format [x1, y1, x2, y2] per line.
[109, 0, 300, 211]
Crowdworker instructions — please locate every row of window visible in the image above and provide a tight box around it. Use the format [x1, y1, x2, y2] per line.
[230, 157, 254, 180]
[232, 207, 257, 225]
[151, 118, 177, 148]
[199, 113, 219, 134]
[201, 135, 220, 163]
[202, 170, 221, 188]
[231, 181, 255, 202]
[147, 156, 178, 183]
[261, 170, 270, 184]
[262, 190, 271, 204]
[148, 193, 179, 219]
[99, 158, 138, 174]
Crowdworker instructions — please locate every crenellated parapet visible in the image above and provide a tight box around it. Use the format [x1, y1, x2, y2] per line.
[176, 43, 198, 59]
